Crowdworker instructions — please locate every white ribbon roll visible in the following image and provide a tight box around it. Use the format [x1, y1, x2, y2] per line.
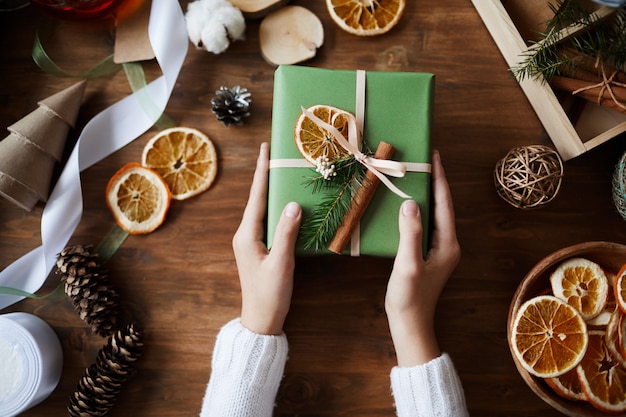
[0, 0, 189, 309]
[0, 312, 63, 416]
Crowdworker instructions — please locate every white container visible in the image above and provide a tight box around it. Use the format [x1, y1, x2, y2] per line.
[0, 312, 63, 416]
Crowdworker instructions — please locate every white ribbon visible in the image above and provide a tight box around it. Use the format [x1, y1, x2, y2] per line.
[0, 0, 188, 309]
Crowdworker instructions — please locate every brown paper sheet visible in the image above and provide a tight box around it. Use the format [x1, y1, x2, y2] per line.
[114, 0, 155, 63]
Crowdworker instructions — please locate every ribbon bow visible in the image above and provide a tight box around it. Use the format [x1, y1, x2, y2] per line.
[300, 106, 411, 199]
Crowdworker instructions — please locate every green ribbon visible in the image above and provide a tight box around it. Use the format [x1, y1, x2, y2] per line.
[0, 225, 128, 300]
[122, 62, 176, 131]
[32, 28, 122, 79]
[0, 282, 65, 300]
[95, 224, 129, 264]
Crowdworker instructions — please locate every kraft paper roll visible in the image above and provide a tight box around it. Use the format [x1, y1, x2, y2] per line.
[0, 312, 63, 416]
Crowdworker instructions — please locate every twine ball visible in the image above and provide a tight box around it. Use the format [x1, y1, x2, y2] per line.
[612, 151, 626, 221]
[494, 145, 564, 209]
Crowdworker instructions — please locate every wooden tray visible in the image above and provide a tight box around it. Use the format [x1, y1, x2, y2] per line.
[472, 0, 626, 161]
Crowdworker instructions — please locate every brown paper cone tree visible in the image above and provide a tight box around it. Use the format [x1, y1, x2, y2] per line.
[0, 80, 86, 211]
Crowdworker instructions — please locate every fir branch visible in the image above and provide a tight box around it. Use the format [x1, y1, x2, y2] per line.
[300, 155, 367, 252]
[511, 0, 626, 82]
[545, 0, 595, 33]
[300, 185, 352, 252]
[304, 155, 364, 193]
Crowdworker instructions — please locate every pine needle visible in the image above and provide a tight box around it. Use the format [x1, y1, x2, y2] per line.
[511, 0, 626, 82]
[300, 155, 367, 251]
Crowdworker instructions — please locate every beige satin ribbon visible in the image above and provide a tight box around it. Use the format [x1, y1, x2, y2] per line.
[300, 105, 411, 199]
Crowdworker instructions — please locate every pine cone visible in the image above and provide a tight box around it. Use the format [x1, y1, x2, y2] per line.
[56, 245, 119, 337]
[68, 323, 144, 417]
[211, 85, 251, 126]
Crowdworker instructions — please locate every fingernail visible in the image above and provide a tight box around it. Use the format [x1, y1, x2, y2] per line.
[284, 202, 300, 219]
[402, 200, 419, 217]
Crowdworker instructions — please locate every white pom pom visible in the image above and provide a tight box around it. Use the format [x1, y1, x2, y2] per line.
[200, 24, 230, 54]
[214, 7, 246, 41]
[185, 1, 207, 48]
[184, 0, 246, 54]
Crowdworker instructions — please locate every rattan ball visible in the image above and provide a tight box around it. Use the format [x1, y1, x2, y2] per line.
[612, 151, 626, 221]
[494, 145, 564, 209]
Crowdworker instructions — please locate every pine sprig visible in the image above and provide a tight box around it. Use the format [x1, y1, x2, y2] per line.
[512, 0, 626, 82]
[300, 155, 367, 251]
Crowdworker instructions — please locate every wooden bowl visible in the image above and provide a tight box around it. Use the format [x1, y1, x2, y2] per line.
[508, 241, 626, 417]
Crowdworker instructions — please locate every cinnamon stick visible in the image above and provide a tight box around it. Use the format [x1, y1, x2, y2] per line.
[551, 75, 626, 114]
[559, 48, 626, 85]
[328, 141, 395, 255]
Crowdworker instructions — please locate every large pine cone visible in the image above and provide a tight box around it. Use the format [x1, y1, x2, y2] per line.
[56, 245, 119, 337]
[68, 323, 144, 417]
[211, 85, 251, 126]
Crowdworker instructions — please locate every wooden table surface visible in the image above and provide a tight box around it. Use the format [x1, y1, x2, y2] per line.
[3, 1, 626, 416]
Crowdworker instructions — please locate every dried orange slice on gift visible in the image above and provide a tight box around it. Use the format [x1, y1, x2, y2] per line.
[294, 105, 352, 165]
[141, 127, 218, 200]
[510, 295, 588, 378]
[550, 258, 609, 321]
[106, 163, 171, 234]
[577, 330, 626, 413]
[326, 0, 405, 36]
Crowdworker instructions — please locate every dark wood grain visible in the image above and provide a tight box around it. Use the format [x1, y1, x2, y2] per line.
[2, 1, 626, 416]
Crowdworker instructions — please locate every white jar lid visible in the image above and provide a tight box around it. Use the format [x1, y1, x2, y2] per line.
[0, 312, 63, 416]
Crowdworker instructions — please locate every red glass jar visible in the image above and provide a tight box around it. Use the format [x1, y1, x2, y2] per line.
[31, 0, 123, 19]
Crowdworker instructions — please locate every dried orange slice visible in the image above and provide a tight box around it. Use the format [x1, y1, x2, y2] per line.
[587, 271, 616, 328]
[326, 0, 405, 36]
[577, 330, 626, 413]
[614, 264, 626, 314]
[620, 311, 626, 357]
[546, 367, 586, 402]
[141, 127, 218, 200]
[106, 163, 171, 235]
[606, 309, 626, 368]
[511, 295, 588, 378]
[294, 105, 352, 165]
[550, 258, 609, 321]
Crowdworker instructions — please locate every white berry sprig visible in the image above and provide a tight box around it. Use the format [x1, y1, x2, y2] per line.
[315, 156, 337, 180]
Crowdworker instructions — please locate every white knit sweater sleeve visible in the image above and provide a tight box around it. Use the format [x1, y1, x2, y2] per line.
[390, 353, 469, 417]
[199, 318, 288, 417]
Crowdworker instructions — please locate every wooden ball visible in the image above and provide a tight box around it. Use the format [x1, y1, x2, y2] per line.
[494, 145, 563, 209]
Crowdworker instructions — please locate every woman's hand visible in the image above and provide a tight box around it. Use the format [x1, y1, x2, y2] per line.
[385, 150, 461, 367]
[232, 142, 302, 335]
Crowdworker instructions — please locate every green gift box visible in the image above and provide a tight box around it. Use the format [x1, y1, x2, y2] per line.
[267, 65, 434, 257]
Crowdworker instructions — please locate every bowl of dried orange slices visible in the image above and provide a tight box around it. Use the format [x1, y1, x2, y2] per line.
[509, 241, 626, 417]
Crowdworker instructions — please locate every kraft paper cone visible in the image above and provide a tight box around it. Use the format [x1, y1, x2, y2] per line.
[8, 109, 70, 161]
[0, 133, 56, 202]
[0, 80, 86, 211]
[37, 80, 86, 128]
[0, 172, 40, 211]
